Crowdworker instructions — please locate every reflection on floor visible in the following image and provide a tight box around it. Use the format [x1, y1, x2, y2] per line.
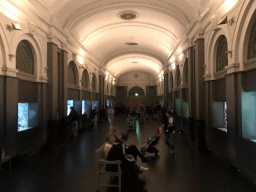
[0, 114, 255, 192]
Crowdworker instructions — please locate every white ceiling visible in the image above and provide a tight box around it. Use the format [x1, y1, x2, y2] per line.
[15, 0, 234, 78]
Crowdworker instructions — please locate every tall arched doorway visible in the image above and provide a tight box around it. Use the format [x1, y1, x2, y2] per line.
[128, 86, 145, 112]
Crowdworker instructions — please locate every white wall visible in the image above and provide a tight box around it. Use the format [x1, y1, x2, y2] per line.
[117, 71, 156, 96]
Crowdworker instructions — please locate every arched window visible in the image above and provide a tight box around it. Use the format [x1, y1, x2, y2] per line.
[216, 35, 228, 72]
[16, 40, 34, 74]
[68, 61, 78, 85]
[170, 72, 173, 89]
[183, 58, 188, 84]
[92, 74, 97, 90]
[176, 67, 181, 87]
[82, 69, 89, 88]
[248, 12, 256, 60]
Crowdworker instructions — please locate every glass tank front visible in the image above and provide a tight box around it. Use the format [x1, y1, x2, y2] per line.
[82, 100, 91, 115]
[92, 101, 98, 110]
[67, 100, 80, 116]
[18, 103, 38, 132]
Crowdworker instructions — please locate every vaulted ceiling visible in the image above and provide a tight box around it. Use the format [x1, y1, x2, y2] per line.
[49, 0, 202, 77]
[4, 0, 237, 78]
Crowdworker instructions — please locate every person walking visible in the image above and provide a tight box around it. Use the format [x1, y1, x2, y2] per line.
[161, 111, 175, 154]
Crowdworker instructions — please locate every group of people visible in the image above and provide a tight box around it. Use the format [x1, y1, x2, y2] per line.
[103, 110, 176, 191]
[104, 127, 149, 192]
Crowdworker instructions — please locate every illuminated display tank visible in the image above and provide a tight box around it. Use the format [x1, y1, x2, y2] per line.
[18, 103, 38, 132]
[92, 101, 98, 110]
[67, 100, 80, 115]
[82, 100, 91, 115]
[107, 100, 110, 108]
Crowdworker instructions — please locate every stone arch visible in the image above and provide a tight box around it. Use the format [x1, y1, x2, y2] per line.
[16, 40, 35, 75]
[10, 33, 44, 81]
[128, 86, 145, 96]
[81, 68, 90, 88]
[0, 23, 8, 75]
[183, 58, 188, 84]
[206, 26, 232, 75]
[232, 0, 256, 68]
[107, 83, 109, 94]
[170, 72, 173, 89]
[215, 35, 228, 72]
[91, 73, 97, 90]
[68, 61, 79, 85]
[175, 66, 181, 88]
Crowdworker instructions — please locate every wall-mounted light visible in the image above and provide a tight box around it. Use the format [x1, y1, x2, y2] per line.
[6, 23, 21, 31]
[135, 93, 138, 97]
[179, 53, 184, 61]
[218, 16, 235, 25]
[170, 57, 175, 63]
[226, 50, 233, 58]
[172, 63, 176, 70]
[44, 67, 49, 72]
[77, 55, 84, 64]
[9, 54, 15, 62]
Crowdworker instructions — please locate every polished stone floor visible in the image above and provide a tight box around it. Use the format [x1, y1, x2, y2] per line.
[0, 114, 255, 192]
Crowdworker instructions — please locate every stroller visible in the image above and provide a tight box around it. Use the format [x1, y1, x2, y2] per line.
[141, 127, 162, 157]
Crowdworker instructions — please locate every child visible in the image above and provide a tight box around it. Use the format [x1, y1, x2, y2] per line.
[141, 126, 162, 157]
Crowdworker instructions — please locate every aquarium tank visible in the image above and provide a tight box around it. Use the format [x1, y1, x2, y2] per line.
[107, 100, 110, 108]
[92, 101, 98, 110]
[18, 103, 38, 132]
[175, 98, 181, 116]
[67, 100, 80, 116]
[82, 100, 91, 115]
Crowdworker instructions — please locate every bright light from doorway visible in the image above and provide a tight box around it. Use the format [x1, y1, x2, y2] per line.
[135, 93, 138, 97]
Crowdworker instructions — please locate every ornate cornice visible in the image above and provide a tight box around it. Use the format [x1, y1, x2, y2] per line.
[173, 87, 180, 92]
[180, 84, 188, 89]
[225, 63, 240, 74]
[213, 69, 227, 80]
[1, 67, 19, 77]
[203, 74, 212, 81]
[244, 58, 256, 71]
[39, 76, 48, 83]
[68, 84, 80, 90]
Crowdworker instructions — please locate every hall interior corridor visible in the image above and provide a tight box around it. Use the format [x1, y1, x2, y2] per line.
[0, 115, 255, 192]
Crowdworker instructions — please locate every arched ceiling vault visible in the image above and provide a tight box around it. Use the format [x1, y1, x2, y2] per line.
[48, 0, 203, 78]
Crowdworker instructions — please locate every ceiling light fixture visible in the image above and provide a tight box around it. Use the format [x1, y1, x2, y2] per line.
[125, 42, 138, 46]
[6, 23, 21, 31]
[170, 57, 175, 63]
[120, 13, 136, 20]
[172, 63, 176, 70]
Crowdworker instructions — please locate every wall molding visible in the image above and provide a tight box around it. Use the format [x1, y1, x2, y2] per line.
[225, 63, 240, 74]
[1, 67, 19, 77]
[213, 69, 227, 80]
[244, 58, 256, 71]
[204, 74, 212, 81]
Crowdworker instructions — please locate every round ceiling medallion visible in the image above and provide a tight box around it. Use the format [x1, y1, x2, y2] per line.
[125, 42, 138, 46]
[117, 10, 139, 20]
[120, 13, 136, 20]
[134, 74, 139, 78]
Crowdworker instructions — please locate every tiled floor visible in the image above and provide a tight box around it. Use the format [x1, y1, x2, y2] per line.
[0, 114, 255, 192]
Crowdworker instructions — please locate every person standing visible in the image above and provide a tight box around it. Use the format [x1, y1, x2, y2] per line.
[139, 104, 145, 123]
[90, 107, 97, 129]
[156, 102, 161, 120]
[69, 107, 79, 137]
[108, 105, 115, 128]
